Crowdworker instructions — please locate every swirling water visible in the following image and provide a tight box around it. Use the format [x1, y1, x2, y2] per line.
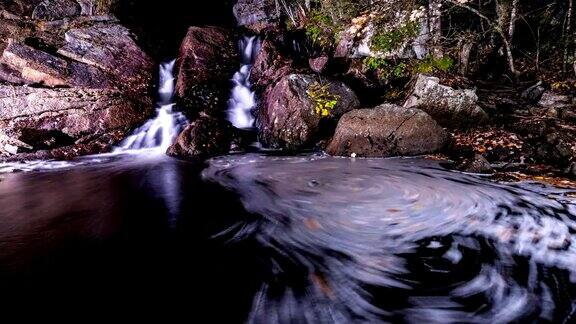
[0, 153, 574, 322]
[202, 154, 576, 323]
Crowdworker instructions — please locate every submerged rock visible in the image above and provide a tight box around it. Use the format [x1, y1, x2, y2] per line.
[456, 154, 493, 174]
[327, 104, 448, 157]
[167, 115, 232, 159]
[175, 26, 238, 116]
[259, 74, 360, 150]
[404, 74, 488, 128]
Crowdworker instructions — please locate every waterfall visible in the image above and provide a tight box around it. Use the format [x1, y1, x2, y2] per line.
[116, 60, 187, 153]
[228, 36, 260, 129]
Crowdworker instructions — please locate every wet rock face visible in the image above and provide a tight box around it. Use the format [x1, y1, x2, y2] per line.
[0, 86, 148, 156]
[167, 115, 233, 159]
[327, 104, 448, 157]
[58, 23, 154, 93]
[259, 74, 360, 150]
[0, 10, 154, 158]
[2, 41, 111, 88]
[404, 74, 488, 128]
[0, 0, 44, 17]
[233, 0, 278, 33]
[175, 26, 238, 116]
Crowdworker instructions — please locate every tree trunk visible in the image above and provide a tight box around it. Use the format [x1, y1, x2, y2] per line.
[565, 0, 573, 74]
[508, 0, 519, 43]
[459, 39, 474, 75]
[429, 0, 443, 58]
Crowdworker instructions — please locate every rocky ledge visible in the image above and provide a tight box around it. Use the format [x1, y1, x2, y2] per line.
[0, 1, 154, 160]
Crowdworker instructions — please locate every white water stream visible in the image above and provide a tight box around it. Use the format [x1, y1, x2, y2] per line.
[228, 36, 260, 129]
[116, 60, 187, 153]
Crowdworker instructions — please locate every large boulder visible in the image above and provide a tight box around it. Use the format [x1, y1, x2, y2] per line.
[167, 115, 232, 159]
[168, 26, 239, 160]
[259, 74, 360, 150]
[250, 37, 293, 93]
[404, 74, 488, 128]
[327, 104, 449, 157]
[175, 26, 238, 116]
[233, 0, 279, 33]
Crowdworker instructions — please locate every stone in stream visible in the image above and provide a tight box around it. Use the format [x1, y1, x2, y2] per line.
[456, 154, 493, 174]
[404, 74, 488, 128]
[167, 115, 233, 159]
[326, 104, 448, 157]
[259, 74, 360, 150]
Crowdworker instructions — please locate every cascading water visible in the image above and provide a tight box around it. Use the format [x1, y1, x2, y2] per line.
[116, 60, 187, 153]
[228, 36, 260, 129]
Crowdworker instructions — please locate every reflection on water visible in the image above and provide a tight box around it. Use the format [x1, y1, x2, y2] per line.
[202, 154, 576, 323]
[0, 152, 574, 322]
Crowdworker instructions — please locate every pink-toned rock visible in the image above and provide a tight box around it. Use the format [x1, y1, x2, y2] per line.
[167, 115, 232, 159]
[175, 26, 237, 115]
[327, 104, 449, 157]
[259, 74, 360, 149]
[309, 56, 329, 73]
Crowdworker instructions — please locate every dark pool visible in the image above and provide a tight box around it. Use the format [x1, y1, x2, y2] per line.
[0, 152, 574, 323]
